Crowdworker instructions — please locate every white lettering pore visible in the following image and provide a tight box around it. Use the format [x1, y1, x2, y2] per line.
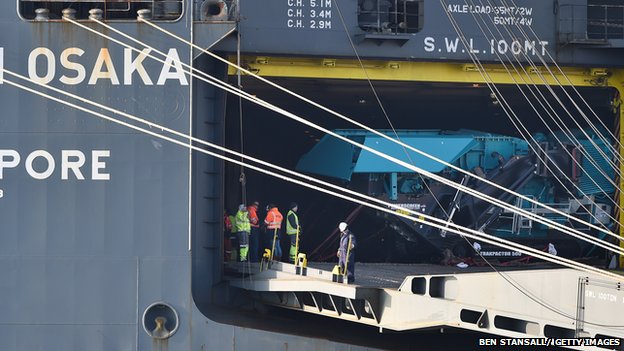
[28, 47, 56, 84]
[0, 149, 20, 179]
[124, 48, 153, 85]
[157, 48, 188, 86]
[91, 150, 110, 180]
[25, 150, 55, 180]
[61, 150, 86, 180]
[60, 48, 86, 85]
[88, 48, 120, 85]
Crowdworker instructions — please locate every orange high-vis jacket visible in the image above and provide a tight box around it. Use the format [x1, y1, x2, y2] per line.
[224, 213, 232, 232]
[264, 207, 283, 230]
[248, 205, 259, 228]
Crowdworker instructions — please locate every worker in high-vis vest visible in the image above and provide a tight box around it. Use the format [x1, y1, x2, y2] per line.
[264, 204, 283, 261]
[247, 201, 260, 263]
[228, 209, 238, 262]
[286, 202, 301, 263]
[234, 204, 251, 262]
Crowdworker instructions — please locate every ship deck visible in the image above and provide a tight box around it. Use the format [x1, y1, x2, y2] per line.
[304, 262, 557, 289]
[226, 261, 565, 289]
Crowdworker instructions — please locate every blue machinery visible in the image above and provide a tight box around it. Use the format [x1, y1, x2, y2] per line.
[297, 129, 616, 259]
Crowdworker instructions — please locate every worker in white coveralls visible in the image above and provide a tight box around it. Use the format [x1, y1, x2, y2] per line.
[337, 222, 356, 283]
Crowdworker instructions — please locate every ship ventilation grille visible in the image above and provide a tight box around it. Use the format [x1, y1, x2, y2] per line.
[576, 140, 615, 196]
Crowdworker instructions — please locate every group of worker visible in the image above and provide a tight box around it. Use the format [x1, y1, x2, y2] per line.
[224, 201, 302, 264]
[223, 202, 357, 283]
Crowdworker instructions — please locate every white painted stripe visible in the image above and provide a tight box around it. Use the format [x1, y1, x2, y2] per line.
[0, 47, 3, 84]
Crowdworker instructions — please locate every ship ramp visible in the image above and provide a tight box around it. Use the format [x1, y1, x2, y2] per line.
[228, 262, 624, 350]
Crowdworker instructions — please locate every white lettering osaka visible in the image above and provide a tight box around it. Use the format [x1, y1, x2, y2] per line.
[24, 47, 188, 86]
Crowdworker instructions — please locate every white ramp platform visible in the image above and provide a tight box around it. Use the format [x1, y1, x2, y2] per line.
[228, 262, 624, 350]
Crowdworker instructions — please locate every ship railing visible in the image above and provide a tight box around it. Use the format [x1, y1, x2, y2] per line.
[18, 0, 184, 21]
[506, 198, 598, 234]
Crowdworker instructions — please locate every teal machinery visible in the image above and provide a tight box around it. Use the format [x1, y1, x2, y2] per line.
[296, 130, 616, 260]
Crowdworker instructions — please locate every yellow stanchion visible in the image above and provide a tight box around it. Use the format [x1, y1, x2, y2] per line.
[260, 249, 271, 271]
[297, 253, 307, 267]
[270, 228, 278, 261]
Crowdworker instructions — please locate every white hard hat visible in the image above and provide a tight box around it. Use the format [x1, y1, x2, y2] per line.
[472, 242, 481, 253]
[338, 222, 348, 232]
[238, 204, 246, 211]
